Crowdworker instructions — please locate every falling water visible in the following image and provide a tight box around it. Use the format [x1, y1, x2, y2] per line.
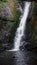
[9, 2, 31, 51]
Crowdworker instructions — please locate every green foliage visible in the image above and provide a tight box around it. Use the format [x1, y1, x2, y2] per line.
[7, 20, 14, 28]
[0, 0, 7, 10]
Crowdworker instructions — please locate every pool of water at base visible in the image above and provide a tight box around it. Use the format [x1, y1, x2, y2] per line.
[0, 49, 37, 65]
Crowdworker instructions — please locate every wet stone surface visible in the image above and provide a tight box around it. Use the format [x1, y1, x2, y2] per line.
[0, 50, 37, 65]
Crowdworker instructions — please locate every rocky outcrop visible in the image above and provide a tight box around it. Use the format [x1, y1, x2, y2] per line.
[0, 6, 12, 20]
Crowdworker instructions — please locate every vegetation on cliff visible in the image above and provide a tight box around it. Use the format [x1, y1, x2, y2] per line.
[0, 0, 37, 51]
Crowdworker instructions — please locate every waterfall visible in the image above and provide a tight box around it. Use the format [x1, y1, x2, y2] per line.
[9, 2, 31, 51]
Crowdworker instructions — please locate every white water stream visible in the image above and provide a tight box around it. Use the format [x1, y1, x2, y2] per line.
[9, 2, 31, 51]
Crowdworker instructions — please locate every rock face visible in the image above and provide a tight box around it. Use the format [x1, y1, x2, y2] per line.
[24, 2, 37, 49]
[0, 1, 13, 51]
[0, 0, 20, 51]
[0, 6, 12, 20]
